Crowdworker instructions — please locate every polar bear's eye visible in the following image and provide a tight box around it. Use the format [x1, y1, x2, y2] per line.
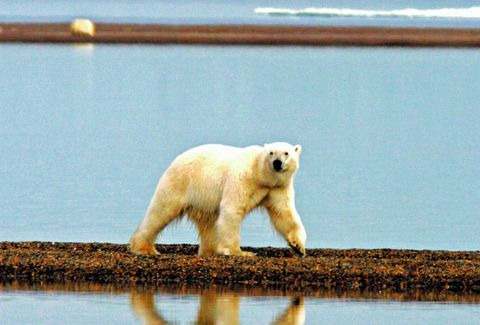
[285, 152, 289, 156]
[270, 151, 273, 155]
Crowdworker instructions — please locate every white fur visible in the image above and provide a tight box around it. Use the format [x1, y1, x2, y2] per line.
[129, 142, 306, 257]
[131, 291, 304, 324]
[70, 19, 95, 37]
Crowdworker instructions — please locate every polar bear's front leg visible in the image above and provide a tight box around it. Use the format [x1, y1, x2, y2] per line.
[214, 198, 255, 257]
[265, 186, 307, 257]
[195, 221, 220, 256]
[215, 205, 246, 256]
[272, 297, 305, 325]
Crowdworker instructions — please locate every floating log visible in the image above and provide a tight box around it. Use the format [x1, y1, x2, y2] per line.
[2, 242, 480, 293]
[1, 23, 480, 47]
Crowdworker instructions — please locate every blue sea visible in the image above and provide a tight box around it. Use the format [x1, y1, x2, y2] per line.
[1, 1, 480, 324]
[2, 284, 480, 325]
[2, 45, 479, 251]
[1, 0, 480, 28]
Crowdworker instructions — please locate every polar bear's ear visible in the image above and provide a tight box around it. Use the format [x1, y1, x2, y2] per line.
[294, 145, 302, 155]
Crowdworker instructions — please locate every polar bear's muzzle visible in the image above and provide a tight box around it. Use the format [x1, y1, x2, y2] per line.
[273, 159, 283, 172]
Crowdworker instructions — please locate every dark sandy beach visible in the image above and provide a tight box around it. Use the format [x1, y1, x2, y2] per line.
[1, 23, 480, 47]
[2, 242, 480, 293]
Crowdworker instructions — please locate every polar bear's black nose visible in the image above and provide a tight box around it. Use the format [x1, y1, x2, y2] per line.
[273, 159, 283, 171]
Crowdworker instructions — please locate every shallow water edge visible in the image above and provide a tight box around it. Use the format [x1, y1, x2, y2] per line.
[4, 281, 480, 325]
[3, 281, 480, 304]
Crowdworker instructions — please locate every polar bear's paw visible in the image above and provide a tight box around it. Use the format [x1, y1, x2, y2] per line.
[129, 237, 159, 256]
[238, 250, 257, 257]
[214, 247, 257, 257]
[288, 241, 306, 258]
[131, 244, 159, 256]
[286, 227, 306, 258]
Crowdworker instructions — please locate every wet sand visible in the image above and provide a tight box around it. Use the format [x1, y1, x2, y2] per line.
[2, 242, 480, 293]
[1, 23, 480, 47]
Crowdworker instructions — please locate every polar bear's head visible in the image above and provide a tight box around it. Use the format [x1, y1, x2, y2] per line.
[263, 142, 302, 176]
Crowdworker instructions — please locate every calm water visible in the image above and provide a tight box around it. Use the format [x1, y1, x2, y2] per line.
[2, 284, 480, 324]
[1, 45, 479, 251]
[2, 0, 480, 27]
[1, 44, 480, 323]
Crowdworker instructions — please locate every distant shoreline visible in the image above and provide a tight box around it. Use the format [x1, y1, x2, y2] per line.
[2, 241, 480, 293]
[1, 23, 480, 47]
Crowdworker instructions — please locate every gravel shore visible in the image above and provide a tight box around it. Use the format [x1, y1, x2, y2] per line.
[1, 23, 480, 47]
[2, 242, 480, 293]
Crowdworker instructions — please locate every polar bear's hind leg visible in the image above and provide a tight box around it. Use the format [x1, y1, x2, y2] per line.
[129, 196, 185, 255]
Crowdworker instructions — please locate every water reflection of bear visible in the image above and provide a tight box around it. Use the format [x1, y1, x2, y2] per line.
[130, 291, 305, 325]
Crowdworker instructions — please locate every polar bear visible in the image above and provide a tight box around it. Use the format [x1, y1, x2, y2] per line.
[129, 142, 306, 257]
[70, 19, 95, 37]
[131, 291, 305, 324]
